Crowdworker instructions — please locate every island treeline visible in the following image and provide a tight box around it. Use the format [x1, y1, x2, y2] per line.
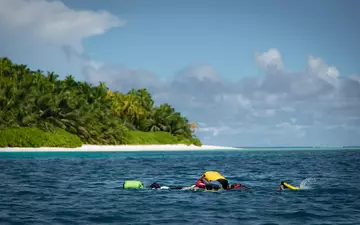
[0, 57, 201, 147]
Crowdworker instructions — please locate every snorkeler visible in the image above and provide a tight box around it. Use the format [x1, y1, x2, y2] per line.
[149, 182, 245, 191]
[276, 181, 300, 191]
[149, 171, 246, 191]
[276, 181, 287, 190]
[150, 182, 185, 190]
[195, 171, 229, 189]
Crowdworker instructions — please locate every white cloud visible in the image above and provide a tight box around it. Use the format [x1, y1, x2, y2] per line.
[214, 94, 256, 114]
[83, 48, 360, 146]
[349, 75, 360, 83]
[265, 109, 276, 117]
[255, 48, 284, 72]
[307, 56, 340, 88]
[197, 127, 221, 136]
[0, 0, 125, 53]
[195, 121, 240, 137]
[83, 63, 166, 93]
[0, 0, 124, 80]
[176, 64, 221, 83]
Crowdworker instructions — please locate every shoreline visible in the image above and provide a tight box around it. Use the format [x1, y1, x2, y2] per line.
[0, 144, 243, 152]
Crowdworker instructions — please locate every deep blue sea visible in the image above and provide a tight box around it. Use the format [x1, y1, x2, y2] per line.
[1, 149, 360, 225]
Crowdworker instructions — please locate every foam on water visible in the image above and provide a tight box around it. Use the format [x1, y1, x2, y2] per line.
[299, 177, 317, 189]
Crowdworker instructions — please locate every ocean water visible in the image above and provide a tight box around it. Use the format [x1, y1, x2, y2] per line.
[0, 149, 360, 225]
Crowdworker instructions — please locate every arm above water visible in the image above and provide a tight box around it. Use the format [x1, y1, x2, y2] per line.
[181, 185, 197, 190]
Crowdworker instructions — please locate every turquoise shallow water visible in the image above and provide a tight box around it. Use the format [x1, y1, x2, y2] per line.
[0, 149, 360, 224]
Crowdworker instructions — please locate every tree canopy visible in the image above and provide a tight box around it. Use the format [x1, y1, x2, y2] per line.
[0, 57, 201, 147]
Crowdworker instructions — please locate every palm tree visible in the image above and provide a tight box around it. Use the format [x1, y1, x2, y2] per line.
[121, 93, 146, 125]
[137, 88, 154, 111]
[0, 57, 201, 146]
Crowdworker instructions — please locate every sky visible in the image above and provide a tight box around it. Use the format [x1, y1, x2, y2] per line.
[0, 0, 359, 147]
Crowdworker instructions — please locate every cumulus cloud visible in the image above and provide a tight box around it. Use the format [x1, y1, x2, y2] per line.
[255, 48, 284, 72]
[0, 0, 124, 79]
[79, 48, 360, 146]
[83, 63, 167, 93]
[0, 0, 125, 53]
[307, 56, 340, 88]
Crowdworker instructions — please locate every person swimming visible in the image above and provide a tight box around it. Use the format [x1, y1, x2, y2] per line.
[149, 171, 246, 191]
[276, 181, 300, 191]
[150, 182, 172, 189]
[195, 171, 229, 190]
[149, 181, 244, 191]
[276, 181, 287, 191]
[150, 182, 185, 190]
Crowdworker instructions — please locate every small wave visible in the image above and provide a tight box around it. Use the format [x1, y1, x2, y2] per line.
[277, 210, 324, 219]
[15, 190, 38, 196]
[299, 177, 317, 189]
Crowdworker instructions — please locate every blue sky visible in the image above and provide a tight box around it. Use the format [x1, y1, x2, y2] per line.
[66, 0, 360, 79]
[0, 0, 359, 146]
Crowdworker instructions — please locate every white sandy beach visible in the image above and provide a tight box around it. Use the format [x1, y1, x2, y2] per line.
[0, 144, 242, 152]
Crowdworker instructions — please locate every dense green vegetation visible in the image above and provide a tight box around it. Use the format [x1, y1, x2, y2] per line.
[0, 127, 82, 148]
[0, 57, 201, 147]
[127, 131, 201, 145]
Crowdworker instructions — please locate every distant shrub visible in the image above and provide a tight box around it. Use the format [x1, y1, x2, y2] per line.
[126, 131, 202, 146]
[190, 138, 202, 146]
[126, 131, 175, 144]
[0, 127, 83, 148]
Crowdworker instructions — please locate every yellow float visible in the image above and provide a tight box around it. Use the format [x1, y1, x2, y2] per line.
[283, 181, 300, 190]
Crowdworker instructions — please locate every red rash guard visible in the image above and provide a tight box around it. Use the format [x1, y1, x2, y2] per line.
[195, 178, 206, 188]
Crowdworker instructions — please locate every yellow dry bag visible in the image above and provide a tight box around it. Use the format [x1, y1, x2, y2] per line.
[202, 171, 227, 182]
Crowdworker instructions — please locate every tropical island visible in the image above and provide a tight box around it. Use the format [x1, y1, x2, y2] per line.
[0, 57, 205, 149]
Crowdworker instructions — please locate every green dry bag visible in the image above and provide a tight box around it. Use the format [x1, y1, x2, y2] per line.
[123, 180, 144, 189]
